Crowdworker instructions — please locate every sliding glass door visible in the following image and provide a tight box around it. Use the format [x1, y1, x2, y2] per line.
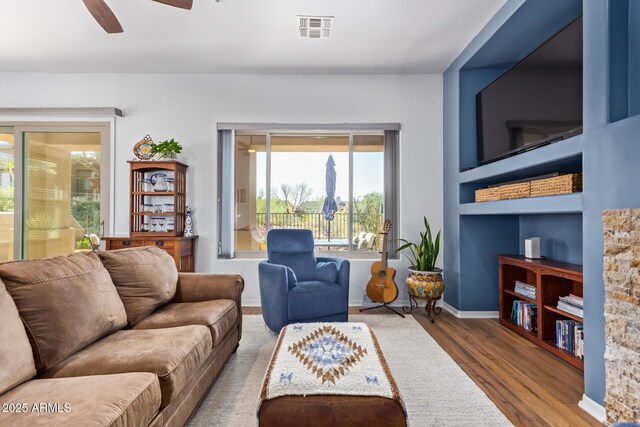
[0, 128, 15, 262]
[23, 131, 104, 259]
[0, 124, 111, 260]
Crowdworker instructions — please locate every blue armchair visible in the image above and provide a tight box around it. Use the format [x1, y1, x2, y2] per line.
[258, 229, 350, 332]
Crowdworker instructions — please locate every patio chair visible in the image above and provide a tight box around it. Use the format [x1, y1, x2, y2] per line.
[363, 232, 378, 250]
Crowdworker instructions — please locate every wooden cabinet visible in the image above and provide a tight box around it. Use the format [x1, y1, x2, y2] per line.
[103, 236, 196, 272]
[498, 255, 584, 370]
[103, 160, 197, 272]
[129, 160, 188, 237]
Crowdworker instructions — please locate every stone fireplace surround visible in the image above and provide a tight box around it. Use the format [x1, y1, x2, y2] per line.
[603, 209, 640, 423]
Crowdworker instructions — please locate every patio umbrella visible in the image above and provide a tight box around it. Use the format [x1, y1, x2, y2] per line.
[322, 155, 338, 242]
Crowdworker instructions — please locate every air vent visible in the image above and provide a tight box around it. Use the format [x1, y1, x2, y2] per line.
[298, 15, 333, 39]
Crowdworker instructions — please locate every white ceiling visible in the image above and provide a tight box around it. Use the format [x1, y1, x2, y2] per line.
[0, 0, 506, 74]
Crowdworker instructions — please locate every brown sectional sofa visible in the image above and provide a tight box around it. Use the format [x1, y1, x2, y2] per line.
[0, 247, 243, 427]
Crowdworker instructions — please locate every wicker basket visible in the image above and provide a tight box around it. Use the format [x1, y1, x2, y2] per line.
[530, 173, 582, 197]
[475, 187, 500, 202]
[499, 182, 531, 200]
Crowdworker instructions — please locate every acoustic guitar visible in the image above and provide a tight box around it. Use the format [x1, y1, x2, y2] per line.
[365, 220, 399, 304]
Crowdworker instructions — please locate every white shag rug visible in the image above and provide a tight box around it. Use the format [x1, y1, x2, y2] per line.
[188, 315, 513, 427]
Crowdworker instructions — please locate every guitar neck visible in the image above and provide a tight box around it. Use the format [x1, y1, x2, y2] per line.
[380, 232, 388, 270]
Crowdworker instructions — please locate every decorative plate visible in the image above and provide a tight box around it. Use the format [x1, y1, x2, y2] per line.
[133, 135, 154, 160]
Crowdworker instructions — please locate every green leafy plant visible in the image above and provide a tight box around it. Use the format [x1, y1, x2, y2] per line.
[396, 216, 441, 271]
[0, 159, 15, 184]
[76, 236, 92, 250]
[0, 186, 14, 212]
[71, 195, 100, 234]
[151, 138, 183, 158]
[354, 192, 383, 233]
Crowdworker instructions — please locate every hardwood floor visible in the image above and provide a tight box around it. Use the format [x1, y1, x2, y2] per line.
[411, 310, 600, 427]
[243, 306, 600, 426]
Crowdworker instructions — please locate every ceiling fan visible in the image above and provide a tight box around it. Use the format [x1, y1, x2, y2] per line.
[82, 0, 193, 34]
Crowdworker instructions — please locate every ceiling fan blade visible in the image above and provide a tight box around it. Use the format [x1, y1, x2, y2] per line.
[82, 0, 123, 33]
[152, 0, 193, 10]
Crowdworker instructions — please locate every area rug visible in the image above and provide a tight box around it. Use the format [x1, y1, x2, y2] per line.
[188, 315, 513, 426]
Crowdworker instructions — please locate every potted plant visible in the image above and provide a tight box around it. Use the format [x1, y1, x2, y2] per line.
[151, 138, 183, 160]
[397, 216, 444, 299]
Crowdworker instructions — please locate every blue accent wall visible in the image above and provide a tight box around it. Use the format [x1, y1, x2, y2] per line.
[444, 0, 640, 407]
[459, 68, 506, 171]
[519, 214, 583, 265]
[459, 215, 519, 311]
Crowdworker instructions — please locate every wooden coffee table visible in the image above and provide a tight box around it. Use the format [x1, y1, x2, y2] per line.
[258, 322, 406, 427]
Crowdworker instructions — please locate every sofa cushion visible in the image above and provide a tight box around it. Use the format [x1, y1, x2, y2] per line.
[0, 373, 160, 427]
[315, 261, 338, 283]
[97, 247, 178, 326]
[0, 280, 36, 394]
[287, 281, 348, 321]
[132, 300, 237, 347]
[0, 252, 127, 372]
[42, 325, 211, 408]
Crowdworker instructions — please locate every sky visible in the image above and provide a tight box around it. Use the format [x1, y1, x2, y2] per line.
[256, 151, 383, 200]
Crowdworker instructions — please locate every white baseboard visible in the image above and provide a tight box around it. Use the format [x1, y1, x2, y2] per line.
[243, 300, 410, 308]
[245, 299, 498, 319]
[578, 394, 607, 423]
[441, 301, 499, 319]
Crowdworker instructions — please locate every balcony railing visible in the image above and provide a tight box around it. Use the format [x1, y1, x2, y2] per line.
[255, 212, 381, 241]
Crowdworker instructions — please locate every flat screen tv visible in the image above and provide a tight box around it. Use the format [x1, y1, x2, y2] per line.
[476, 16, 583, 166]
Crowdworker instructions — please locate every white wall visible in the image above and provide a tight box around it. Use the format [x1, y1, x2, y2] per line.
[0, 73, 443, 306]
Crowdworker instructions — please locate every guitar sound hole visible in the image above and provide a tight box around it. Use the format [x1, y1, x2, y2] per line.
[378, 271, 387, 279]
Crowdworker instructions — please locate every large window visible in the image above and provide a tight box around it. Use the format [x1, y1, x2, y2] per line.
[218, 125, 398, 258]
[0, 124, 111, 261]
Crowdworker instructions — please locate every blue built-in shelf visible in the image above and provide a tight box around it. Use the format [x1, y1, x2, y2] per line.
[445, 0, 640, 409]
[444, 1, 585, 321]
[459, 138, 583, 205]
[459, 134, 583, 184]
[457, 0, 584, 171]
[459, 193, 583, 216]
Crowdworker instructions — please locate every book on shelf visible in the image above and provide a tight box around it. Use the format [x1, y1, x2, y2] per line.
[514, 280, 537, 300]
[510, 300, 538, 333]
[575, 327, 584, 359]
[555, 319, 583, 359]
[560, 294, 583, 306]
[557, 294, 583, 318]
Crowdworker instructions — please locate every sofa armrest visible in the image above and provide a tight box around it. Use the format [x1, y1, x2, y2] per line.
[174, 273, 244, 303]
[174, 273, 244, 341]
[316, 257, 350, 292]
